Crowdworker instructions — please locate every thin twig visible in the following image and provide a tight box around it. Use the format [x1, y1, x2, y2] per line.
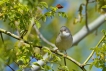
[0, 32, 4, 43]
[85, 0, 89, 31]
[0, 28, 42, 48]
[85, 63, 91, 66]
[53, 50, 87, 71]
[83, 35, 106, 65]
[81, 67, 87, 71]
[7, 65, 15, 71]
[33, 23, 57, 50]
[55, 51, 81, 67]
[64, 50, 67, 66]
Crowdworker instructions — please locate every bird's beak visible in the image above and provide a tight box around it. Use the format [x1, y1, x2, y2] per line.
[61, 31, 70, 36]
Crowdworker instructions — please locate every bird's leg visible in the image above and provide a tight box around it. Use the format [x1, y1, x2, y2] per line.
[64, 50, 67, 66]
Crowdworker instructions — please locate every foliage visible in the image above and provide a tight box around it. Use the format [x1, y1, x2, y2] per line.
[0, 0, 67, 71]
[90, 30, 106, 70]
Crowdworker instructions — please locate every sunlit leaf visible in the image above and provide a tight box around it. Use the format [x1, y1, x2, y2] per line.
[50, 6, 58, 12]
[33, 62, 41, 66]
[45, 12, 52, 16]
[41, 16, 46, 22]
[35, 20, 41, 29]
[40, 2, 48, 8]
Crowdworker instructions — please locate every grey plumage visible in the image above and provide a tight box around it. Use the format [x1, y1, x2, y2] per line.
[55, 26, 73, 51]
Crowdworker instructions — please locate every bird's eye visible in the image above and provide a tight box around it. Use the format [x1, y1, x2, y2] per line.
[64, 29, 66, 31]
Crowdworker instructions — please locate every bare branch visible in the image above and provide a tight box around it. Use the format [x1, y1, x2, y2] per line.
[73, 14, 106, 46]
[0, 32, 4, 44]
[33, 24, 58, 50]
[7, 65, 15, 71]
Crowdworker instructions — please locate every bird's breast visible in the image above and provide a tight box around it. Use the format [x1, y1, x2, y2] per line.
[56, 36, 73, 51]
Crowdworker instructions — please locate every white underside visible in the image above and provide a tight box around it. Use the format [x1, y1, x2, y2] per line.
[62, 31, 70, 37]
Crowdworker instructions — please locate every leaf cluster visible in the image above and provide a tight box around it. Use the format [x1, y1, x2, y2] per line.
[90, 30, 106, 70]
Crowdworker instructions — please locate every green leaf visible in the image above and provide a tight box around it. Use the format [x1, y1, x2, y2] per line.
[58, 12, 62, 16]
[35, 20, 41, 29]
[45, 12, 52, 16]
[41, 16, 46, 22]
[58, 65, 69, 71]
[0, 0, 8, 5]
[89, 63, 94, 70]
[58, 12, 67, 18]
[50, 6, 58, 12]
[33, 62, 41, 66]
[41, 65, 51, 70]
[35, 54, 43, 60]
[101, 30, 106, 35]
[103, 67, 106, 71]
[40, 2, 48, 8]
[101, 5, 106, 8]
[61, 12, 67, 18]
[42, 47, 51, 53]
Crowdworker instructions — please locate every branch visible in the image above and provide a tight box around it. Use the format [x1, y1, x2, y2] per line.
[32, 24, 86, 71]
[7, 65, 15, 71]
[55, 51, 86, 71]
[0, 28, 21, 40]
[31, 14, 106, 71]
[33, 24, 57, 50]
[0, 28, 41, 48]
[0, 32, 4, 43]
[73, 14, 106, 46]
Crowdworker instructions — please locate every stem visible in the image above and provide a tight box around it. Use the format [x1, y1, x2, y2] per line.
[52, 50, 88, 71]
[81, 67, 87, 71]
[83, 35, 106, 65]
[7, 65, 15, 71]
[33, 24, 57, 49]
[55, 51, 86, 70]
[0, 28, 42, 48]
[85, 0, 89, 31]
[0, 32, 4, 43]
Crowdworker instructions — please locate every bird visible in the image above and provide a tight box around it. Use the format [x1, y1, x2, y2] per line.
[55, 26, 73, 65]
[55, 26, 73, 51]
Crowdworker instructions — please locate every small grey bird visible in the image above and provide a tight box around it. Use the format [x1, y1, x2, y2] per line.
[55, 26, 73, 66]
[55, 26, 73, 51]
